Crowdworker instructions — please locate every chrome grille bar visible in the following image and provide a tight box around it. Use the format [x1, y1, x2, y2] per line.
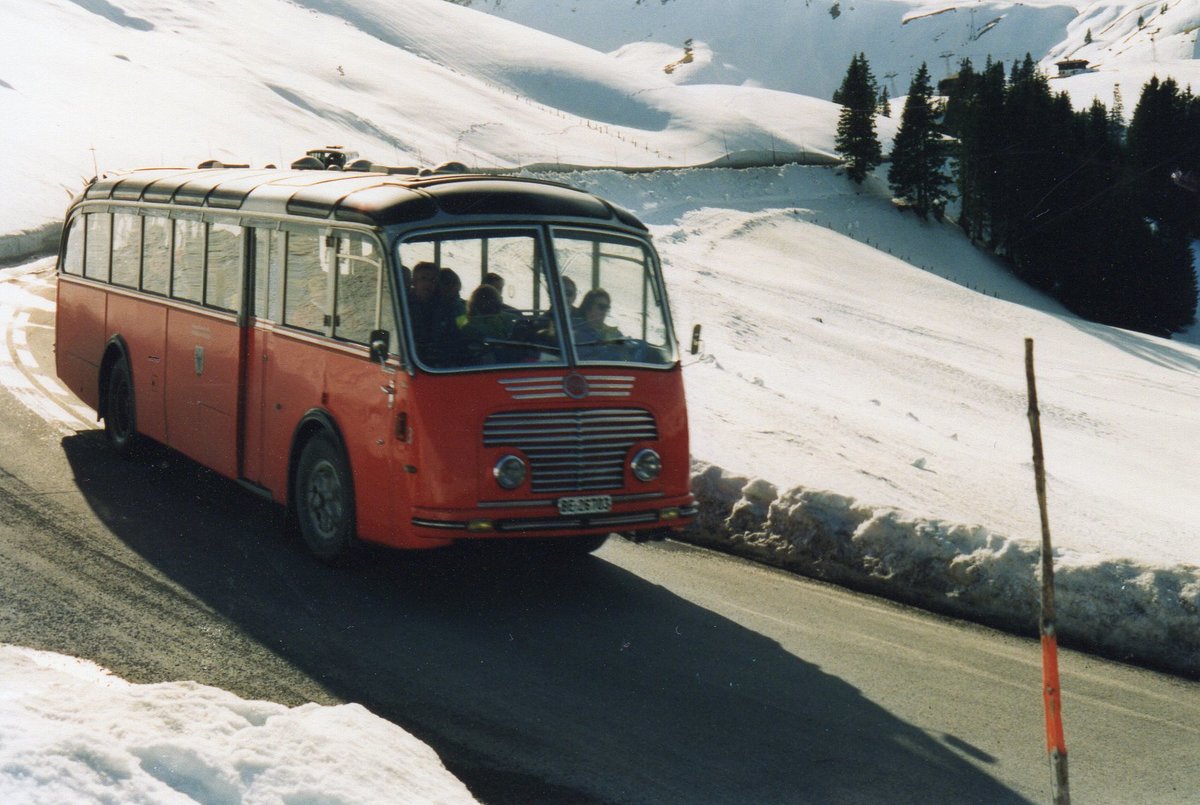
[483, 408, 658, 493]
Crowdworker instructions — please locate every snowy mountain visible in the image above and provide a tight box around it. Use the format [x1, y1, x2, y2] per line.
[468, 0, 1200, 108]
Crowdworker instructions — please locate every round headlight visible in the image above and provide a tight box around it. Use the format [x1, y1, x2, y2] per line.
[631, 448, 662, 482]
[493, 455, 526, 490]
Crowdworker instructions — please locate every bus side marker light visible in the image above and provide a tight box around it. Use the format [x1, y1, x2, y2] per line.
[660, 507, 681, 521]
[467, 520, 495, 533]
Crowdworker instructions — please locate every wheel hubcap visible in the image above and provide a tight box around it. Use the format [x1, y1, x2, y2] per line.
[305, 459, 343, 541]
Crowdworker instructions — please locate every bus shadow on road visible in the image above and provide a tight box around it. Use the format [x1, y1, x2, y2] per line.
[62, 431, 1029, 805]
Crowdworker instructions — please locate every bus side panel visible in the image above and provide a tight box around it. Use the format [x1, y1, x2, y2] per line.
[106, 292, 167, 443]
[164, 307, 241, 479]
[55, 279, 107, 410]
[323, 349, 408, 548]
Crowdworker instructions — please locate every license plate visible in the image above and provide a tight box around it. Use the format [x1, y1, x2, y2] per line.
[557, 495, 612, 516]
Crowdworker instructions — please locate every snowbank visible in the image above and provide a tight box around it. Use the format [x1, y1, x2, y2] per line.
[0, 645, 477, 804]
[688, 462, 1199, 676]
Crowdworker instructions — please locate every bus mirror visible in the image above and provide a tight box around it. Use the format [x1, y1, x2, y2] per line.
[369, 329, 390, 364]
[690, 324, 702, 356]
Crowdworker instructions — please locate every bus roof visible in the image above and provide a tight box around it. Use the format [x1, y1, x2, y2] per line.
[77, 167, 648, 232]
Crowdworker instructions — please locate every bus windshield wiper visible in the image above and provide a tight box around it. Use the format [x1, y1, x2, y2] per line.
[485, 338, 562, 353]
[574, 337, 637, 347]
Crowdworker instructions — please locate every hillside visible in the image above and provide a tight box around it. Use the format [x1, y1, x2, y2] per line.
[1, 0, 861, 236]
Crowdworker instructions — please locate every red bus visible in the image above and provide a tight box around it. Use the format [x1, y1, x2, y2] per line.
[55, 158, 696, 561]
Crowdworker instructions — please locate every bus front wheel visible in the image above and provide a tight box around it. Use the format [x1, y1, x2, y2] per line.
[104, 355, 139, 456]
[294, 431, 356, 563]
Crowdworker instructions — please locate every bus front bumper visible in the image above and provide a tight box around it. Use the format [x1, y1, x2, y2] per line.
[411, 499, 697, 540]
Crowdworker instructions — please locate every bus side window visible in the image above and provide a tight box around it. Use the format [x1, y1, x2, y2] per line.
[62, 217, 85, 276]
[284, 230, 328, 333]
[172, 219, 205, 303]
[141, 215, 171, 296]
[84, 213, 112, 282]
[254, 230, 284, 322]
[333, 234, 381, 346]
[110, 213, 142, 289]
[206, 222, 243, 313]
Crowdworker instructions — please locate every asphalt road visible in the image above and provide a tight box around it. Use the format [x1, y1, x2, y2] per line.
[2, 260, 1198, 803]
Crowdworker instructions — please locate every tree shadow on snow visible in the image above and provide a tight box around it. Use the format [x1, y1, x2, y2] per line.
[61, 431, 1029, 805]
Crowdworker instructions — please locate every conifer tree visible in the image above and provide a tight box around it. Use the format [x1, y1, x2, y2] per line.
[1127, 76, 1200, 235]
[1108, 83, 1125, 140]
[833, 53, 883, 183]
[888, 63, 953, 219]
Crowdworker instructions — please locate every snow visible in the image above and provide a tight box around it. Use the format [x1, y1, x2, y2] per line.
[2, 0, 1199, 798]
[0, 645, 476, 803]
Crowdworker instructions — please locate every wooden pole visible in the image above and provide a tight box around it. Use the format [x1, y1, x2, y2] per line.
[1025, 338, 1070, 805]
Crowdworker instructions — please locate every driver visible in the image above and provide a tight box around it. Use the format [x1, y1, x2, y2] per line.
[573, 288, 625, 359]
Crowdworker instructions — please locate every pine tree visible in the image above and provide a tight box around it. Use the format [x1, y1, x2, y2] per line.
[1127, 76, 1200, 235]
[1108, 83, 1125, 139]
[877, 85, 891, 117]
[833, 53, 883, 183]
[888, 63, 953, 219]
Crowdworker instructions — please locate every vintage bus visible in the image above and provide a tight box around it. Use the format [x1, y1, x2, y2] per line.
[55, 158, 696, 561]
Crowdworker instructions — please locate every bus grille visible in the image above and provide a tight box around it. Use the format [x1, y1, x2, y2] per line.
[483, 408, 658, 493]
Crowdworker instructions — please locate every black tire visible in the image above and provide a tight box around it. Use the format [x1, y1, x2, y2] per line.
[104, 355, 139, 456]
[293, 431, 357, 563]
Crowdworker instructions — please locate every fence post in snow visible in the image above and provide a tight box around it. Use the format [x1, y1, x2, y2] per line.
[1024, 338, 1070, 805]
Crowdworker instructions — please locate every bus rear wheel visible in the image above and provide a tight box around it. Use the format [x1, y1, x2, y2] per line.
[294, 431, 356, 563]
[104, 355, 139, 456]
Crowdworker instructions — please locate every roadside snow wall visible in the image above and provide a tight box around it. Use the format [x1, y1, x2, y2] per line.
[686, 461, 1200, 678]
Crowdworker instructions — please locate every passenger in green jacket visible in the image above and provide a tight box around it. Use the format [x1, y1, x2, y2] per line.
[462, 284, 522, 363]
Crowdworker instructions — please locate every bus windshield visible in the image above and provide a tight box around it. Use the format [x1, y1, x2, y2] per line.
[398, 227, 677, 371]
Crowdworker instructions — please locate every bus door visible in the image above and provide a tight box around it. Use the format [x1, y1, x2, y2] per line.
[322, 231, 408, 542]
[241, 229, 406, 538]
[163, 219, 245, 479]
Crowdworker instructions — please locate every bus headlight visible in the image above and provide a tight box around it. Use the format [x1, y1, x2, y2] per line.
[631, 449, 662, 482]
[493, 455, 526, 490]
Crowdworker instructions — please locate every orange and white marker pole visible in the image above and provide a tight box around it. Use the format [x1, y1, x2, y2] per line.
[1025, 338, 1070, 805]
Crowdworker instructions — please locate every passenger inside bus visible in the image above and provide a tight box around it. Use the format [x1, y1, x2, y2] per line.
[461, 284, 523, 363]
[573, 288, 625, 359]
[482, 272, 521, 315]
[436, 268, 468, 329]
[407, 261, 461, 365]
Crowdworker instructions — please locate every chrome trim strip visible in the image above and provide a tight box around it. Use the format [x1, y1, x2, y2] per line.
[477, 491, 663, 509]
[411, 518, 467, 530]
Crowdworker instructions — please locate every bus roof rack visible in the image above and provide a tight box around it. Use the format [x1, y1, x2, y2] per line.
[293, 146, 359, 171]
[197, 160, 250, 169]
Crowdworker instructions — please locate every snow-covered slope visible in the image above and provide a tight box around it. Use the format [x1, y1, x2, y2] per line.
[1, 0, 860, 236]
[474, 0, 1200, 115]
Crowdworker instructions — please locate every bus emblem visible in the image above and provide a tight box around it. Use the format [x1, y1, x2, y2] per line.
[563, 373, 589, 399]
